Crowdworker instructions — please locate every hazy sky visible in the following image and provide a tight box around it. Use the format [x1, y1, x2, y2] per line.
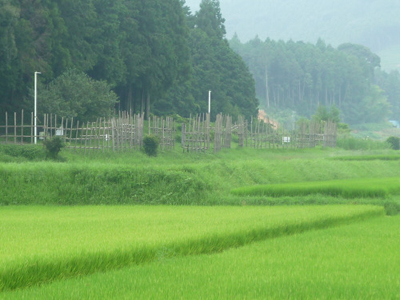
[183, 0, 400, 71]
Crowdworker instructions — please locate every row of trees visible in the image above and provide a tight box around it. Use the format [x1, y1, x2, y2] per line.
[0, 0, 258, 122]
[230, 36, 400, 124]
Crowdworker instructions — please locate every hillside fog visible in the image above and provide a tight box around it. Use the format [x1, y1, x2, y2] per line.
[185, 0, 400, 71]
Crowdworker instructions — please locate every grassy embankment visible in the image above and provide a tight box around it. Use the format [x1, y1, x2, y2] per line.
[2, 215, 398, 299]
[2, 146, 400, 210]
[0, 205, 382, 292]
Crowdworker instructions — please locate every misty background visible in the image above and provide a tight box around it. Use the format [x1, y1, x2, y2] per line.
[185, 0, 400, 71]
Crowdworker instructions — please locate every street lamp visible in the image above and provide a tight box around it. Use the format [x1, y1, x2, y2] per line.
[34, 71, 41, 144]
[208, 90, 211, 114]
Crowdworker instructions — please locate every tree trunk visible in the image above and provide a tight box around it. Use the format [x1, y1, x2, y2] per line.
[128, 84, 133, 113]
[265, 67, 270, 108]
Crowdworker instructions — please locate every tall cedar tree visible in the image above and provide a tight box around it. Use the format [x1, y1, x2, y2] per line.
[155, 0, 258, 120]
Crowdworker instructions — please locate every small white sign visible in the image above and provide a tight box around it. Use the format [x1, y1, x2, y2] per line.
[56, 128, 64, 136]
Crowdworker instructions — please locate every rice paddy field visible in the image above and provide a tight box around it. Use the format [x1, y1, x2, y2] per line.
[1, 145, 400, 298]
[3, 215, 398, 299]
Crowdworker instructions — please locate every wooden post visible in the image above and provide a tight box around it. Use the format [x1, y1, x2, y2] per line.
[75, 120, 79, 151]
[21, 110, 24, 144]
[14, 112, 17, 144]
[5, 112, 8, 143]
[31, 112, 34, 144]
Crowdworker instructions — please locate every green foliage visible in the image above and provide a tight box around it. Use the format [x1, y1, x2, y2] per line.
[375, 69, 400, 120]
[329, 155, 400, 161]
[386, 136, 400, 150]
[195, 0, 226, 40]
[143, 135, 160, 157]
[384, 202, 400, 216]
[0, 0, 261, 122]
[155, 1, 258, 119]
[230, 37, 396, 125]
[0, 144, 45, 161]
[337, 123, 351, 136]
[42, 137, 65, 159]
[336, 137, 390, 150]
[312, 104, 341, 123]
[231, 177, 400, 199]
[38, 69, 118, 122]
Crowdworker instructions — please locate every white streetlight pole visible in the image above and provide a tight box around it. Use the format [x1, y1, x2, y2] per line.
[208, 90, 211, 114]
[34, 71, 41, 144]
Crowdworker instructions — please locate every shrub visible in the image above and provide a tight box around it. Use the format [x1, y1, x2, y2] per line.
[43, 136, 65, 159]
[143, 135, 160, 157]
[386, 136, 400, 150]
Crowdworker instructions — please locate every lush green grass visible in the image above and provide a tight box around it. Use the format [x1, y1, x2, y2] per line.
[337, 136, 391, 149]
[3, 214, 398, 299]
[0, 205, 383, 292]
[0, 143, 45, 162]
[3, 147, 400, 206]
[231, 177, 400, 199]
[329, 154, 400, 161]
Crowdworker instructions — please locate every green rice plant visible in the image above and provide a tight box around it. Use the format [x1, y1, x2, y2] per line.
[0, 205, 383, 292]
[329, 154, 400, 161]
[231, 177, 400, 199]
[337, 137, 390, 150]
[3, 213, 397, 300]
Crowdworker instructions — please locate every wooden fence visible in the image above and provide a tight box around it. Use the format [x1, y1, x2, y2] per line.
[1, 111, 338, 153]
[0, 111, 177, 153]
[181, 114, 210, 152]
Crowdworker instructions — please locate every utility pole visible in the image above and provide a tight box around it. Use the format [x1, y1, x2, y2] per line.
[34, 71, 41, 144]
[208, 90, 211, 114]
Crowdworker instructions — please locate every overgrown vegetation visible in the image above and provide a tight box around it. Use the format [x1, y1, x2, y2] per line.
[386, 136, 400, 150]
[42, 137, 65, 160]
[0, 144, 45, 161]
[231, 177, 400, 199]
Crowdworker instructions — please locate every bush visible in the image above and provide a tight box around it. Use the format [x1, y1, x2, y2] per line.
[143, 135, 160, 157]
[386, 136, 400, 150]
[43, 136, 65, 159]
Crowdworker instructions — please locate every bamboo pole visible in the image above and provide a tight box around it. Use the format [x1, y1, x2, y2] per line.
[31, 112, 34, 144]
[14, 112, 17, 144]
[5, 112, 8, 143]
[21, 110, 24, 144]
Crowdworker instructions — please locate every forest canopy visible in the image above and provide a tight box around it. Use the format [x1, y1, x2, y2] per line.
[0, 0, 257, 122]
[229, 36, 400, 125]
[1, 0, 398, 126]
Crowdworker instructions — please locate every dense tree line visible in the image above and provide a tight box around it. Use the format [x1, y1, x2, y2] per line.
[0, 0, 257, 122]
[230, 36, 400, 124]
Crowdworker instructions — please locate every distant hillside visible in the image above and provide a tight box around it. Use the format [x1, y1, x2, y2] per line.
[185, 0, 400, 71]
